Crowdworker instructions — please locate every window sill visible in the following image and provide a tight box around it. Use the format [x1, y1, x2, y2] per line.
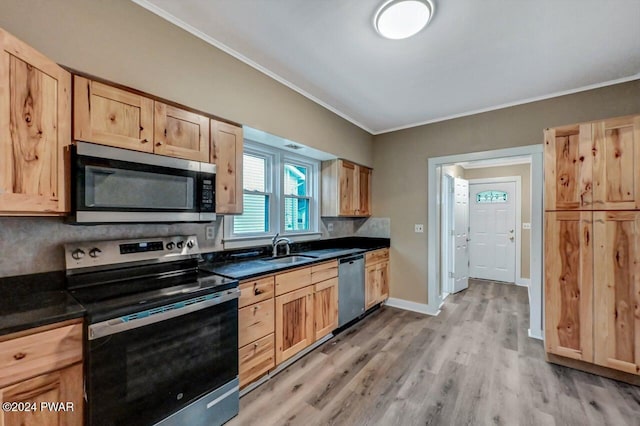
[222, 232, 322, 250]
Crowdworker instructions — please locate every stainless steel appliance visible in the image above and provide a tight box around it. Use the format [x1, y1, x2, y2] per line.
[65, 236, 239, 426]
[71, 142, 216, 223]
[338, 254, 365, 327]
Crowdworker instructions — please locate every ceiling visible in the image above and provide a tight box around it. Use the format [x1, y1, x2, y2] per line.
[134, 0, 640, 134]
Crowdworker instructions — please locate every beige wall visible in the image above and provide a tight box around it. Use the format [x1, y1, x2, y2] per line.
[0, 0, 372, 166]
[463, 164, 531, 280]
[373, 80, 640, 304]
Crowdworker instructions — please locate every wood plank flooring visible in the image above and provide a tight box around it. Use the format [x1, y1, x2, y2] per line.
[229, 280, 640, 425]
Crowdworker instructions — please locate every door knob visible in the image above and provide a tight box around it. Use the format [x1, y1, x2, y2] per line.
[509, 229, 514, 233]
[509, 236, 515, 242]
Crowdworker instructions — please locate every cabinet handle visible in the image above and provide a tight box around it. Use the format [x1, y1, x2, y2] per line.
[254, 285, 264, 296]
[253, 306, 259, 312]
[141, 138, 149, 144]
[254, 342, 259, 348]
[156, 142, 162, 147]
[13, 352, 26, 361]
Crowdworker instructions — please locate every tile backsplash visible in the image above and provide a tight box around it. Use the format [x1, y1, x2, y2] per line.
[0, 216, 389, 278]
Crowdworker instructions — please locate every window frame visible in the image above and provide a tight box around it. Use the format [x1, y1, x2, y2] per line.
[223, 141, 321, 248]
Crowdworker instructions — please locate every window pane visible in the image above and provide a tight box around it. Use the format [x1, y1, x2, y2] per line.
[476, 190, 508, 203]
[244, 154, 266, 192]
[233, 194, 269, 233]
[284, 197, 309, 231]
[284, 164, 307, 196]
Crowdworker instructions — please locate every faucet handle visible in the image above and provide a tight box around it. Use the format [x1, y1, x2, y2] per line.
[272, 233, 280, 245]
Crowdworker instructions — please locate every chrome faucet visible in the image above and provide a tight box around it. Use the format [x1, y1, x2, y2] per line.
[272, 233, 292, 257]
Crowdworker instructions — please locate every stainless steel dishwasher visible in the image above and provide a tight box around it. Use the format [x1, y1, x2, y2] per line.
[338, 254, 365, 327]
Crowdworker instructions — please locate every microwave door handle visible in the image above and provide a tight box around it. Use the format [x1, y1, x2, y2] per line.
[88, 288, 240, 340]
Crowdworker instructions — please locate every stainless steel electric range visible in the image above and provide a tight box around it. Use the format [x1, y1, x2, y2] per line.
[65, 235, 239, 426]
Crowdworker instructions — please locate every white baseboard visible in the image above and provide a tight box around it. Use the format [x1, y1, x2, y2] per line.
[385, 297, 440, 316]
[516, 277, 530, 287]
[528, 328, 543, 340]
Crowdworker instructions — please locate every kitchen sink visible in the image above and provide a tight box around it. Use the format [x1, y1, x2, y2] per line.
[264, 255, 318, 264]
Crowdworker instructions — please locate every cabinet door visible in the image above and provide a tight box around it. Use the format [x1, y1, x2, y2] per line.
[594, 211, 640, 374]
[314, 278, 338, 341]
[365, 264, 379, 310]
[592, 116, 640, 210]
[74, 76, 153, 152]
[357, 166, 372, 216]
[211, 120, 243, 214]
[339, 160, 356, 216]
[544, 212, 593, 362]
[544, 124, 593, 210]
[0, 28, 71, 213]
[0, 363, 83, 426]
[153, 102, 209, 161]
[275, 286, 314, 365]
[378, 261, 389, 302]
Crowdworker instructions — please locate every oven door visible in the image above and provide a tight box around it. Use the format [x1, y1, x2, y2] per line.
[86, 288, 239, 426]
[73, 142, 208, 223]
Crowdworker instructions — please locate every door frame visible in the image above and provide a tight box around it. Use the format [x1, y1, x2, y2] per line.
[468, 176, 522, 285]
[440, 174, 455, 296]
[427, 144, 543, 340]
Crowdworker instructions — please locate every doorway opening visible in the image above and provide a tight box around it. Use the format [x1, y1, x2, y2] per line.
[428, 145, 543, 340]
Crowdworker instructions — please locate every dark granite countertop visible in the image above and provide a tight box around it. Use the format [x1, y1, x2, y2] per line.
[0, 271, 85, 337]
[200, 237, 389, 280]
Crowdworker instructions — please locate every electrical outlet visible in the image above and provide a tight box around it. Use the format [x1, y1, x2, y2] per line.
[415, 224, 424, 233]
[327, 223, 334, 232]
[522, 223, 531, 230]
[205, 225, 216, 240]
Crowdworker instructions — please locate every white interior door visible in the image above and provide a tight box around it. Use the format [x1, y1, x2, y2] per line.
[452, 178, 469, 293]
[441, 174, 455, 295]
[469, 182, 517, 282]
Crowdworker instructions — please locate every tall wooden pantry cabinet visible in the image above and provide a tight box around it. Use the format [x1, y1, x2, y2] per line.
[544, 114, 640, 381]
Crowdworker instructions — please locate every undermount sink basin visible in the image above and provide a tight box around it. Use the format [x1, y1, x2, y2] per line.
[264, 255, 317, 264]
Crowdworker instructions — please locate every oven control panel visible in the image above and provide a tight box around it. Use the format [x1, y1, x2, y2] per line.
[65, 235, 200, 270]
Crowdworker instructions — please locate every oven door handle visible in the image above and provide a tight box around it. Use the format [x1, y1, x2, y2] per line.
[88, 288, 240, 340]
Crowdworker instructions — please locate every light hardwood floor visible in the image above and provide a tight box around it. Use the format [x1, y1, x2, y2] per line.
[229, 280, 640, 425]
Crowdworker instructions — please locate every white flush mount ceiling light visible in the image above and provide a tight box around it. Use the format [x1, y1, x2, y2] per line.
[374, 0, 434, 40]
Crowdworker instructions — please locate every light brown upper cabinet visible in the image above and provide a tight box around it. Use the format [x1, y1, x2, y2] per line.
[74, 76, 153, 153]
[74, 77, 211, 163]
[545, 116, 640, 211]
[593, 211, 640, 374]
[154, 102, 209, 162]
[544, 123, 593, 210]
[592, 116, 640, 210]
[0, 27, 71, 215]
[321, 159, 373, 217]
[211, 120, 243, 214]
[544, 211, 593, 363]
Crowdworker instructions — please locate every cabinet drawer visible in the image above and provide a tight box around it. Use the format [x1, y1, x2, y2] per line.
[239, 276, 275, 308]
[275, 267, 312, 296]
[239, 299, 275, 347]
[365, 249, 389, 266]
[239, 333, 275, 388]
[0, 323, 83, 389]
[311, 261, 338, 284]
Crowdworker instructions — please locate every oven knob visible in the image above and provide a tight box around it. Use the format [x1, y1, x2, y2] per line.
[166, 242, 175, 250]
[89, 248, 102, 258]
[177, 241, 185, 249]
[186, 240, 195, 249]
[71, 249, 85, 260]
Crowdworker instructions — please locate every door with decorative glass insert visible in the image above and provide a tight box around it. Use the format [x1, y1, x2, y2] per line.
[469, 181, 517, 282]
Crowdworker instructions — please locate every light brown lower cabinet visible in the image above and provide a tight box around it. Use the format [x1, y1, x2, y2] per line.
[544, 211, 593, 362]
[365, 249, 390, 310]
[0, 320, 83, 425]
[275, 286, 315, 365]
[545, 210, 640, 376]
[314, 278, 339, 341]
[0, 363, 83, 426]
[593, 211, 640, 374]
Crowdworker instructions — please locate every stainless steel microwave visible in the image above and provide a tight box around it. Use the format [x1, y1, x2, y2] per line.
[71, 142, 216, 223]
